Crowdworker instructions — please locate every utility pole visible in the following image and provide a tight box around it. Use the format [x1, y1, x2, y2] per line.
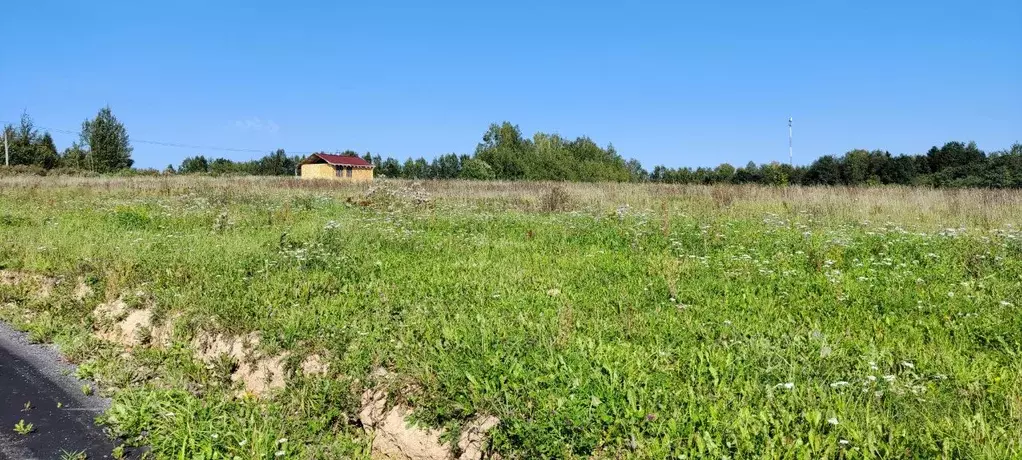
[788, 117, 793, 167]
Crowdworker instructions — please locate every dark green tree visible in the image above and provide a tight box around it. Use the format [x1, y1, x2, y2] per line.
[714, 163, 736, 183]
[61, 143, 88, 168]
[402, 158, 422, 179]
[378, 157, 402, 178]
[3, 112, 58, 168]
[626, 158, 648, 182]
[431, 153, 462, 179]
[459, 158, 495, 180]
[734, 162, 760, 184]
[209, 158, 234, 175]
[80, 106, 133, 172]
[36, 132, 60, 168]
[650, 165, 668, 182]
[475, 122, 531, 180]
[840, 149, 872, 185]
[888, 154, 918, 184]
[255, 149, 294, 175]
[804, 155, 841, 185]
[6, 113, 38, 166]
[927, 141, 985, 172]
[179, 156, 210, 173]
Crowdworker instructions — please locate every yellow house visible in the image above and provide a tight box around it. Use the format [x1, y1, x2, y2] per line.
[299, 153, 374, 181]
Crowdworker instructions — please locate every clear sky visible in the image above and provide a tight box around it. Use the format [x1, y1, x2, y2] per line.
[2, 0, 1020, 169]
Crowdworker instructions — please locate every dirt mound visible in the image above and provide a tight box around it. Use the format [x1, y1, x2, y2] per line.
[359, 388, 389, 427]
[372, 405, 450, 460]
[300, 353, 330, 377]
[0, 270, 57, 299]
[457, 416, 501, 460]
[193, 332, 257, 363]
[358, 374, 500, 460]
[93, 298, 128, 320]
[73, 278, 94, 301]
[192, 331, 289, 397]
[234, 353, 288, 397]
[92, 297, 173, 348]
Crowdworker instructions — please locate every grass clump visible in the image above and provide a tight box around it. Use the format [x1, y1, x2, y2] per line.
[14, 419, 35, 435]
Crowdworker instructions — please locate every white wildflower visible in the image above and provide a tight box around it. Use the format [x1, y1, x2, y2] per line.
[839, 439, 850, 445]
[827, 417, 839, 425]
[883, 375, 896, 382]
[901, 361, 914, 369]
[830, 381, 850, 388]
[775, 382, 794, 390]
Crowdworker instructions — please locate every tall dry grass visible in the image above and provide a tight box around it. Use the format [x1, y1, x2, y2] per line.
[2, 175, 1019, 228]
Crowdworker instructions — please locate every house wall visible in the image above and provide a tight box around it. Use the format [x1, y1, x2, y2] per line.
[351, 168, 374, 182]
[300, 163, 374, 181]
[301, 163, 336, 179]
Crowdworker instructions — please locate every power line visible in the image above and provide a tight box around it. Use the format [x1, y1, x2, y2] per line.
[1, 120, 319, 155]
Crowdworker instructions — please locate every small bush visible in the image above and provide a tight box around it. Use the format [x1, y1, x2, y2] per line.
[0, 165, 47, 177]
[112, 206, 153, 229]
[542, 186, 572, 212]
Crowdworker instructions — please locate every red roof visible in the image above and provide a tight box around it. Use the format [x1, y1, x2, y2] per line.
[303, 153, 374, 168]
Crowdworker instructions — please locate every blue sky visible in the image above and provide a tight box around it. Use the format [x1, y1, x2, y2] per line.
[2, 0, 1020, 169]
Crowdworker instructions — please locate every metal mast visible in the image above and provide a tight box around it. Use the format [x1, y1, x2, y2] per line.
[788, 117, 793, 166]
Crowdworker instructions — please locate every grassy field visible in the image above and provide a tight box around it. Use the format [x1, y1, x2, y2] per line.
[1, 176, 1020, 459]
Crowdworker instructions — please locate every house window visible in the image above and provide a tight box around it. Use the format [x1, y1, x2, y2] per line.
[335, 166, 343, 177]
[346, 167, 353, 178]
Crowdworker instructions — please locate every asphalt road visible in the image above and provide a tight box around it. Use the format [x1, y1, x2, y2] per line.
[0, 321, 137, 460]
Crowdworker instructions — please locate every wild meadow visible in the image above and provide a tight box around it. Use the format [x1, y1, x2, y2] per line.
[1, 176, 1020, 459]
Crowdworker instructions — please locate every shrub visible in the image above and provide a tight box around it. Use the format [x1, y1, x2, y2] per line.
[0, 165, 47, 177]
[542, 186, 572, 212]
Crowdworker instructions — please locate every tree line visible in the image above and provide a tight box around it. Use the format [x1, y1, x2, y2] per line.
[650, 142, 1022, 188]
[5, 109, 1020, 187]
[3, 109, 132, 173]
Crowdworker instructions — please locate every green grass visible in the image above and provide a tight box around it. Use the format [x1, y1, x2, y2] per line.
[1, 177, 1020, 458]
